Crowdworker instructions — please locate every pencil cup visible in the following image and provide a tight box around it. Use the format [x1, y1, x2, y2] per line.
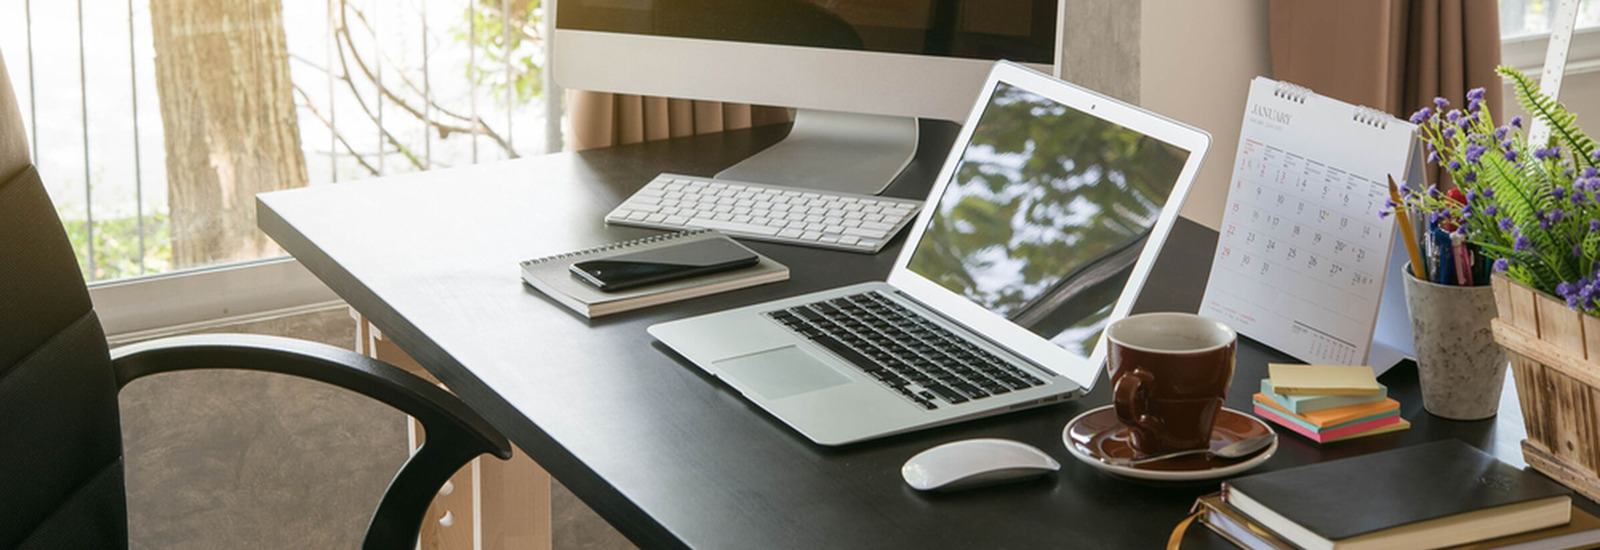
[1401, 264, 1508, 420]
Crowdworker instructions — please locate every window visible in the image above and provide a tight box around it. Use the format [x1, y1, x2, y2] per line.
[1501, 0, 1600, 39]
[0, 0, 558, 285]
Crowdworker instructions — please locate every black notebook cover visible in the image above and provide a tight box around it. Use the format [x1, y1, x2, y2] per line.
[1226, 440, 1571, 541]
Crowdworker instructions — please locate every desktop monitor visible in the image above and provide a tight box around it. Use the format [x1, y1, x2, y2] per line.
[552, 0, 1060, 195]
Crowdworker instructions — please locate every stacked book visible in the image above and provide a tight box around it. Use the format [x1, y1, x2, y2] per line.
[1252, 364, 1408, 443]
[1192, 441, 1598, 550]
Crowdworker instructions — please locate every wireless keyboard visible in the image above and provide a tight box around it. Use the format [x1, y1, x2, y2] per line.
[604, 174, 924, 253]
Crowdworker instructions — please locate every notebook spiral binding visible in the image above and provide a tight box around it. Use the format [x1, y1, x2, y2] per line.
[1352, 106, 1390, 130]
[1272, 81, 1312, 104]
[519, 229, 712, 266]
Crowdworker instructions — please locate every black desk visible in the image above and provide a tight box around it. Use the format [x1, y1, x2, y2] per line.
[259, 123, 1594, 549]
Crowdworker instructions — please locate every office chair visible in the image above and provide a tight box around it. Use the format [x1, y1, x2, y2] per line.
[0, 54, 511, 549]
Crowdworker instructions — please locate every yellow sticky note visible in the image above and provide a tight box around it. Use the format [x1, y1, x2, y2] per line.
[1268, 364, 1383, 396]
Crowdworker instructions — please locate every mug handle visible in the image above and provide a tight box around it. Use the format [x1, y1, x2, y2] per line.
[1113, 367, 1161, 444]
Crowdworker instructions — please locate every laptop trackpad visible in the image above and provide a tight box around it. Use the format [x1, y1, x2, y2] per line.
[715, 346, 852, 400]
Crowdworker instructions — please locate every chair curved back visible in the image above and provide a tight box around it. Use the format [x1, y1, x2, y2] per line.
[0, 54, 131, 549]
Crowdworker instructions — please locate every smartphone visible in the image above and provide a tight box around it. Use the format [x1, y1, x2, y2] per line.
[570, 237, 760, 292]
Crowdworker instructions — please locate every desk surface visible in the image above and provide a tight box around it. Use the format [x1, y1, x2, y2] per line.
[259, 123, 1591, 549]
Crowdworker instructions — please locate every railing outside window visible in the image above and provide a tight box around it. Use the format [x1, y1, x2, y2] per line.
[0, 0, 558, 283]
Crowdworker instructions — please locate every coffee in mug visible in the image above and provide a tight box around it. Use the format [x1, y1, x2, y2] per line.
[1105, 313, 1236, 456]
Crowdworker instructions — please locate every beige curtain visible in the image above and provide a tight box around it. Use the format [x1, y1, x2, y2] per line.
[566, 90, 795, 151]
[1269, 0, 1503, 123]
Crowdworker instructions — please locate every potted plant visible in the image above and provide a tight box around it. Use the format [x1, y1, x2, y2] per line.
[1394, 66, 1600, 502]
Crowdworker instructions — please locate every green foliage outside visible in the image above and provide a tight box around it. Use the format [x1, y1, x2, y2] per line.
[61, 207, 171, 282]
[455, 0, 544, 106]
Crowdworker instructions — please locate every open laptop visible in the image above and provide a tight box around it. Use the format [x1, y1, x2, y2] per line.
[649, 61, 1211, 445]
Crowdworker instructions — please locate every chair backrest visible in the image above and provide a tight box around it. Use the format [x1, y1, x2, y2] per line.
[0, 53, 130, 549]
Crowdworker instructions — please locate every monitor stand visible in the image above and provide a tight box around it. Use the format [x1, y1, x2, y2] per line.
[715, 109, 919, 196]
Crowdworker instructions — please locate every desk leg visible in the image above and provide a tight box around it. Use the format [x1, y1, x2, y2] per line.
[356, 311, 554, 550]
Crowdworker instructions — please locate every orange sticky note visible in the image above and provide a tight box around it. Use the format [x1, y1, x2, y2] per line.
[1254, 393, 1400, 428]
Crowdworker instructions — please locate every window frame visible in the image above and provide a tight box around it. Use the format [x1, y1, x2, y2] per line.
[1502, 25, 1600, 75]
[89, 257, 338, 337]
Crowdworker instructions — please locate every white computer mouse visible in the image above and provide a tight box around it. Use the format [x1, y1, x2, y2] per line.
[901, 438, 1061, 492]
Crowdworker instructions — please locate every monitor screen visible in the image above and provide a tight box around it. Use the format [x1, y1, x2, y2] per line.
[906, 82, 1191, 356]
[556, 0, 1057, 64]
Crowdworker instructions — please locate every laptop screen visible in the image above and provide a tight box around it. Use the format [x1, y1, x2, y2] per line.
[906, 81, 1191, 356]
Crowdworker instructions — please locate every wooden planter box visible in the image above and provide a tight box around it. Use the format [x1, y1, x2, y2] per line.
[1490, 274, 1600, 502]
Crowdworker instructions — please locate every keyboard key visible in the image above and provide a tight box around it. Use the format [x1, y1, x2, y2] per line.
[844, 227, 889, 239]
[686, 218, 781, 236]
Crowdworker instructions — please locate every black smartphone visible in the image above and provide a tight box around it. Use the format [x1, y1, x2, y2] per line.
[570, 237, 760, 292]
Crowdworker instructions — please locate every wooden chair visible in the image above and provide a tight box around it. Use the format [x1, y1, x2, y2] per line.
[0, 53, 510, 550]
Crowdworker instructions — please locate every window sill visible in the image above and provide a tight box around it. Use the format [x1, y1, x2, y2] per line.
[89, 257, 339, 337]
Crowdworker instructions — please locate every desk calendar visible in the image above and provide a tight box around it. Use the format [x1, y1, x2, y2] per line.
[1200, 78, 1421, 366]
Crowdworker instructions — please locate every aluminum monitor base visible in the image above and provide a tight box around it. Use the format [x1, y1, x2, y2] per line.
[716, 109, 919, 196]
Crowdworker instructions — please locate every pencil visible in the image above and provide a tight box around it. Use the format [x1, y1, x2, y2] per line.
[1388, 176, 1428, 280]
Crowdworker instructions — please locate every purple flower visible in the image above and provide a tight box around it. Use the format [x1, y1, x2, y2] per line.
[1435, 97, 1451, 109]
[1410, 108, 1432, 124]
[1495, 258, 1510, 272]
[1560, 282, 1574, 295]
[1495, 127, 1509, 140]
[1447, 110, 1463, 124]
[1468, 98, 1482, 112]
[1590, 219, 1599, 232]
[1486, 204, 1500, 216]
[1379, 210, 1391, 219]
[1576, 245, 1586, 258]
[1467, 87, 1486, 101]
[1506, 150, 1520, 163]
[1500, 217, 1515, 231]
[1512, 116, 1524, 128]
[1502, 139, 1515, 151]
[1569, 296, 1582, 308]
[1554, 187, 1568, 200]
[1464, 171, 1478, 183]
[1428, 150, 1440, 163]
[1444, 127, 1458, 139]
[1466, 190, 1478, 202]
[1551, 209, 1567, 223]
[1484, 188, 1495, 199]
[1592, 150, 1600, 162]
[1516, 232, 1533, 251]
[1466, 144, 1487, 164]
[1428, 185, 1441, 198]
[1459, 117, 1474, 130]
[1585, 167, 1598, 178]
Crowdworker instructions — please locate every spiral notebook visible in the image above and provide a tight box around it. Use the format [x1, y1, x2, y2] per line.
[1199, 77, 1425, 369]
[519, 229, 788, 318]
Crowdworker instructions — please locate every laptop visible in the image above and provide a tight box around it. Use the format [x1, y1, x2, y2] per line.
[648, 61, 1211, 445]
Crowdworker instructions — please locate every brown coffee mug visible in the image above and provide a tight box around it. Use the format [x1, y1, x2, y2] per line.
[1105, 313, 1236, 456]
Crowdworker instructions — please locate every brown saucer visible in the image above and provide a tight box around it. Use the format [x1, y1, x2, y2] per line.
[1062, 404, 1276, 481]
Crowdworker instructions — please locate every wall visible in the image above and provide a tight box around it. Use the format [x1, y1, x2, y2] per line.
[1141, 0, 1273, 230]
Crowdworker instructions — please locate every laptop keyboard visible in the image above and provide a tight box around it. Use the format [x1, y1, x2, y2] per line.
[764, 291, 1046, 410]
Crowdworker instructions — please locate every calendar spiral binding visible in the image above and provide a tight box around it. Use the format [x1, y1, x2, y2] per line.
[519, 229, 711, 266]
[1351, 106, 1391, 130]
[1272, 81, 1312, 104]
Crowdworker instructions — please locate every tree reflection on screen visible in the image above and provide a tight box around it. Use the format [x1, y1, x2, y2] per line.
[907, 82, 1189, 355]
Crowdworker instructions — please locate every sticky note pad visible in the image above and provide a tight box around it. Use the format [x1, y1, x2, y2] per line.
[1268, 364, 1383, 396]
[1261, 379, 1386, 414]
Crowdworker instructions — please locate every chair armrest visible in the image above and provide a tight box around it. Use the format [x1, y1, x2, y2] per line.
[111, 333, 512, 549]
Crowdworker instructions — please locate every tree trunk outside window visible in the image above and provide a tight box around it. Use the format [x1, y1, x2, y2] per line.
[149, 0, 306, 268]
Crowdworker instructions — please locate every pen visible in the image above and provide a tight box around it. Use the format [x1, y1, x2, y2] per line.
[1387, 177, 1428, 280]
[1452, 233, 1468, 286]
